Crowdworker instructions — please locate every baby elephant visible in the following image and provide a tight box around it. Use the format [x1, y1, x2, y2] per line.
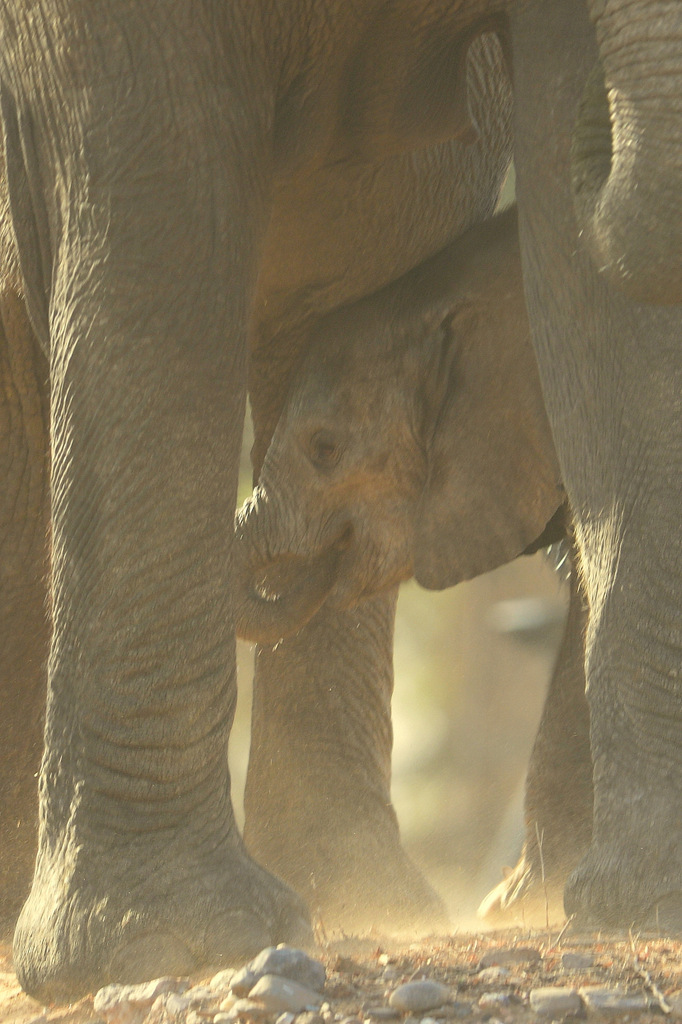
[235, 207, 565, 643]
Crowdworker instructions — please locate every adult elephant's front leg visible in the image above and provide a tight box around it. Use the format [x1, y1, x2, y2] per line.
[244, 592, 447, 935]
[513, 0, 682, 931]
[0, 282, 49, 930]
[3, 8, 308, 1002]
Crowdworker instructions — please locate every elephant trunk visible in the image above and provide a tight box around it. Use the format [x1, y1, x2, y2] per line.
[233, 487, 347, 645]
[571, 4, 682, 304]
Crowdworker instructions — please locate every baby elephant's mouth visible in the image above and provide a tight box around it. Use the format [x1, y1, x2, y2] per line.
[234, 525, 353, 645]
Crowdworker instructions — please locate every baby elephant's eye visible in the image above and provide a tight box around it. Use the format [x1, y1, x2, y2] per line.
[309, 429, 341, 469]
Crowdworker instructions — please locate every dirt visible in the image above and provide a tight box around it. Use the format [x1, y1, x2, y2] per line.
[3, 928, 682, 1024]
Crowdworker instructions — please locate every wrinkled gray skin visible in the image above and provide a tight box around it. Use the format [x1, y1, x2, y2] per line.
[2, 0, 682, 1004]
[0, 10, 513, 1003]
[0, 150, 49, 938]
[480, 560, 593, 925]
[235, 207, 592, 923]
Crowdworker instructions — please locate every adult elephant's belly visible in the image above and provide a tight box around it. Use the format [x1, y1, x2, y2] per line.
[254, 39, 512, 340]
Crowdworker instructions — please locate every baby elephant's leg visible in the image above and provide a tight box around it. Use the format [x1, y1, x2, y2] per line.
[244, 592, 448, 935]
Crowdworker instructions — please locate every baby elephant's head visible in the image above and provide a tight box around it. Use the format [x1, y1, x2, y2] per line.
[234, 209, 564, 644]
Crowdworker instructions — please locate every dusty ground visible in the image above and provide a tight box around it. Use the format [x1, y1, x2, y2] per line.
[3, 927, 682, 1024]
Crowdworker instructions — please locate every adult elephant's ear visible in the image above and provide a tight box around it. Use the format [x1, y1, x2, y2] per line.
[413, 215, 564, 590]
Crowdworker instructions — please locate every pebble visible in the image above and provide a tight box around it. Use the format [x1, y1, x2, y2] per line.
[529, 986, 583, 1016]
[561, 953, 595, 971]
[247, 974, 324, 1013]
[93, 976, 189, 1024]
[388, 981, 450, 1013]
[275, 1014, 296, 1024]
[295, 1014, 325, 1024]
[150, 987, 222, 1019]
[578, 985, 652, 1013]
[226, 997, 274, 1020]
[363, 1007, 400, 1020]
[381, 968, 401, 983]
[211, 970, 238, 993]
[231, 946, 326, 997]
[476, 967, 509, 985]
[480, 947, 541, 969]
[164, 992, 195, 1017]
[478, 991, 511, 1011]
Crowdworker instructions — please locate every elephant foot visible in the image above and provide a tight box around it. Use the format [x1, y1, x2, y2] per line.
[564, 836, 682, 934]
[247, 820, 448, 938]
[309, 845, 448, 938]
[477, 848, 567, 926]
[13, 831, 311, 1003]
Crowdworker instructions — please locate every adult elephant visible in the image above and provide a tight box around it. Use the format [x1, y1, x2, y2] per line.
[0, 4, 513, 1003]
[513, 0, 682, 931]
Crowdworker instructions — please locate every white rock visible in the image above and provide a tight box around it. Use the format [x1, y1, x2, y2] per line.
[388, 981, 450, 1013]
[166, 992, 194, 1016]
[478, 992, 511, 1011]
[93, 976, 189, 1024]
[185, 984, 216, 1004]
[530, 987, 583, 1016]
[480, 947, 541, 968]
[232, 946, 326, 997]
[579, 985, 651, 1013]
[225, 997, 273, 1020]
[248, 974, 324, 1013]
[477, 967, 509, 984]
[211, 969, 237, 992]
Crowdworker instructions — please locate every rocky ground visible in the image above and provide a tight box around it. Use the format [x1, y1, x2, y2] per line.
[4, 928, 682, 1024]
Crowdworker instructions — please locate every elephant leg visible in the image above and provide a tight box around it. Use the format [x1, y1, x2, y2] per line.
[244, 591, 447, 935]
[0, 286, 49, 931]
[512, 0, 682, 931]
[4, 10, 308, 1002]
[479, 556, 592, 924]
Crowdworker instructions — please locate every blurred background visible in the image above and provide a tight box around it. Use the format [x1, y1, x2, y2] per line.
[231, 399, 569, 927]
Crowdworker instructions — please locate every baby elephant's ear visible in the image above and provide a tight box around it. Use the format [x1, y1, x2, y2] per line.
[413, 288, 564, 591]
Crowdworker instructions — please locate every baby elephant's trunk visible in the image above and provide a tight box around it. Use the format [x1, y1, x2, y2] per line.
[233, 490, 344, 644]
